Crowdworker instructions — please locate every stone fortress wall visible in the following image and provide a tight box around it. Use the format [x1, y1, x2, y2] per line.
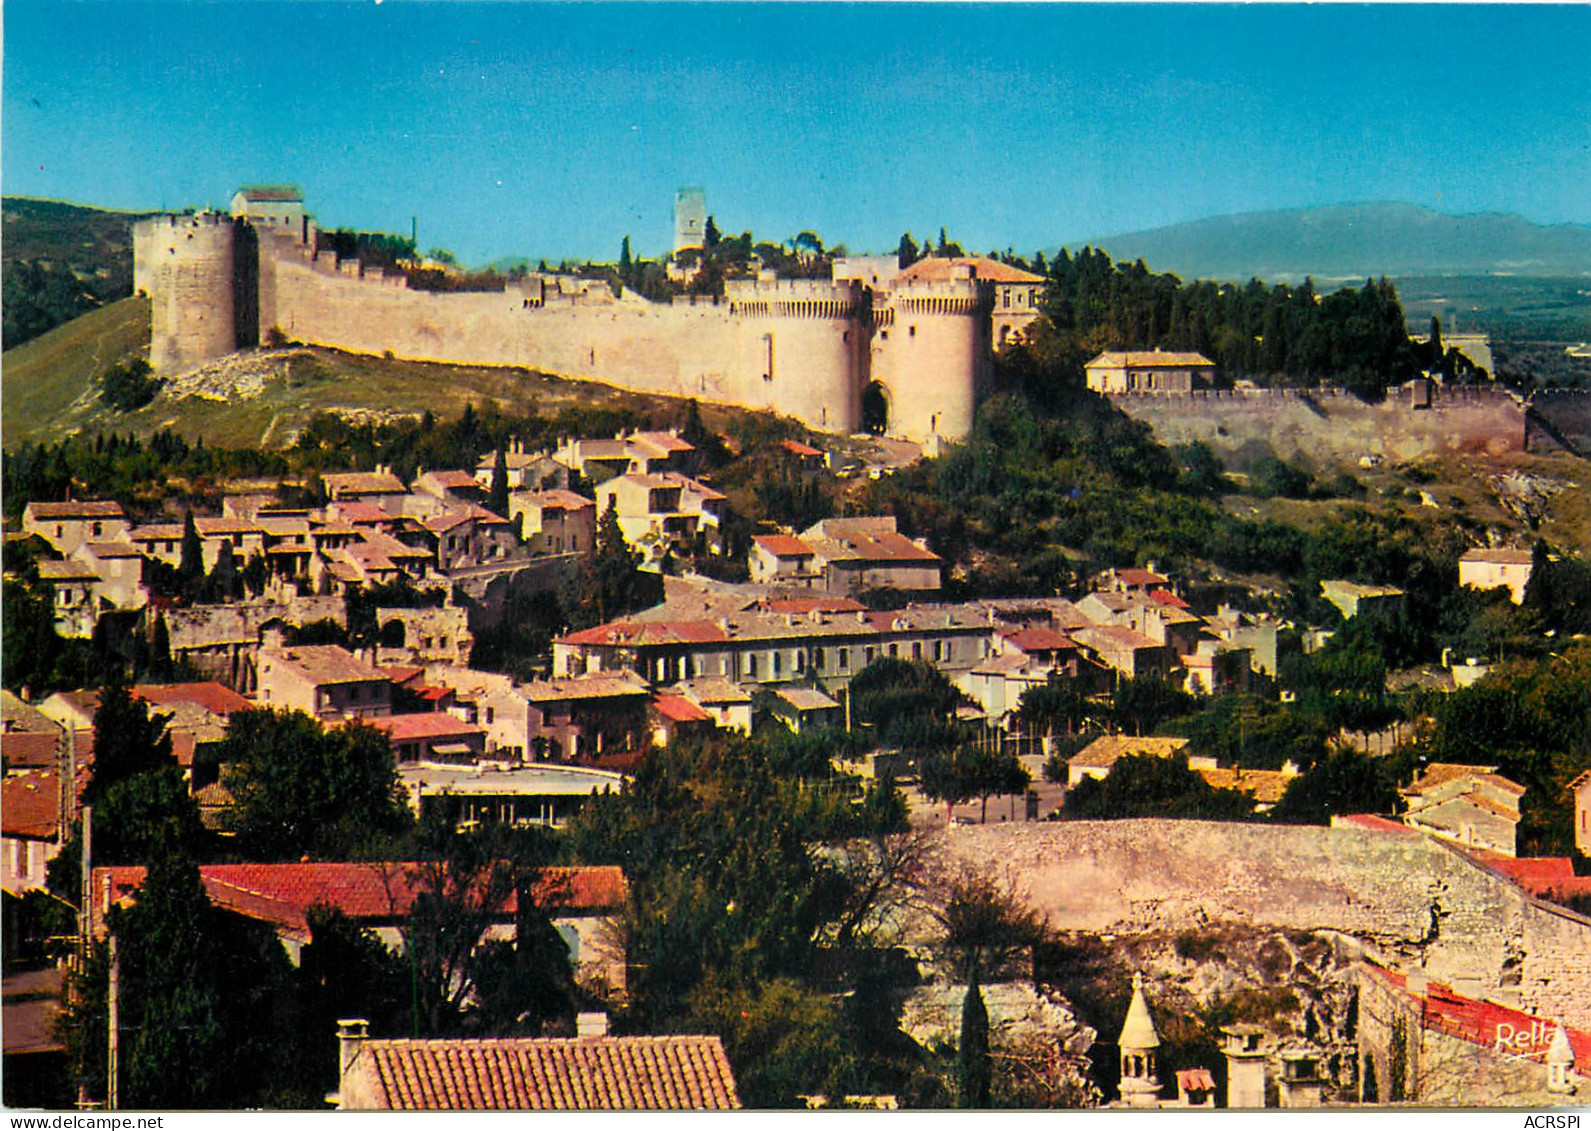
[1106, 383, 1531, 466]
[134, 200, 991, 444]
[941, 819, 1591, 1031]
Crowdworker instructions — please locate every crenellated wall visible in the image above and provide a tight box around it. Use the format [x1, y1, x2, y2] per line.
[133, 202, 992, 444]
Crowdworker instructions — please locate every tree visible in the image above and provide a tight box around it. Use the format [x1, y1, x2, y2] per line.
[489, 444, 510, 517]
[958, 973, 992, 1108]
[1269, 748, 1402, 825]
[897, 232, 920, 268]
[400, 815, 571, 1035]
[704, 215, 722, 251]
[178, 510, 205, 598]
[220, 710, 413, 859]
[87, 679, 174, 804]
[558, 500, 662, 629]
[100, 359, 163, 413]
[1062, 753, 1255, 821]
[59, 851, 310, 1108]
[920, 742, 1031, 824]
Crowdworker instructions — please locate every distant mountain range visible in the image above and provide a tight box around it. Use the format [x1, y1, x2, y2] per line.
[1073, 203, 1591, 283]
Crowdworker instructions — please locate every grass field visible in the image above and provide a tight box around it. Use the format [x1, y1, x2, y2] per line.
[1, 296, 151, 448]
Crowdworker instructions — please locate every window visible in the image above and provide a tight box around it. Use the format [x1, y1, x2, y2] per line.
[933, 640, 944, 662]
[864, 646, 875, 664]
[772, 652, 782, 676]
[486, 707, 495, 725]
[912, 642, 922, 660]
[888, 643, 898, 658]
[909, 325, 916, 337]
[748, 654, 759, 677]
[839, 648, 850, 671]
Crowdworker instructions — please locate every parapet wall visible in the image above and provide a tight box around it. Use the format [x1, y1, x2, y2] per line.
[941, 819, 1591, 1029]
[1107, 385, 1528, 465]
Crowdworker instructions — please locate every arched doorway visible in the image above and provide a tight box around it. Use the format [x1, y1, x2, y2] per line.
[861, 381, 890, 435]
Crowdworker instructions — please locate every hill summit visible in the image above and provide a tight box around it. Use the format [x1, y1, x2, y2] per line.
[1076, 202, 1591, 283]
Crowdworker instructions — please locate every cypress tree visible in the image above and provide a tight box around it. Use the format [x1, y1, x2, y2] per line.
[958, 973, 992, 1108]
[489, 445, 511, 518]
[178, 511, 205, 599]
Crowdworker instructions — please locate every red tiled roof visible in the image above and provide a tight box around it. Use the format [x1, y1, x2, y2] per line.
[132, 681, 253, 717]
[1334, 813, 1420, 837]
[2, 770, 61, 839]
[381, 665, 426, 687]
[1002, 627, 1076, 652]
[652, 695, 712, 724]
[1114, 568, 1170, 588]
[1176, 1068, 1216, 1093]
[323, 471, 407, 496]
[780, 439, 824, 457]
[91, 862, 627, 942]
[349, 1034, 740, 1110]
[1459, 548, 1534, 565]
[1366, 963, 1591, 1072]
[558, 620, 729, 648]
[365, 713, 484, 743]
[520, 489, 595, 511]
[1407, 762, 1525, 797]
[753, 534, 814, 558]
[421, 471, 480, 489]
[330, 501, 392, 524]
[1148, 589, 1191, 610]
[2, 729, 61, 769]
[812, 529, 939, 564]
[897, 256, 1045, 284]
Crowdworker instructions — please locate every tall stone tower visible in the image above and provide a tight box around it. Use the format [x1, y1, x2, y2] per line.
[134, 213, 237, 374]
[673, 187, 706, 256]
[1117, 973, 1163, 1107]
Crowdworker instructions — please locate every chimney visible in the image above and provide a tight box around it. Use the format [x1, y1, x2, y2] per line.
[577, 1011, 609, 1039]
[1221, 1025, 1267, 1109]
[337, 1019, 369, 1103]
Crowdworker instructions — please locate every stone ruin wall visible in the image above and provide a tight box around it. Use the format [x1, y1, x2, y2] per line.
[1107, 386, 1529, 467]
[940, 820, 1591, 1030]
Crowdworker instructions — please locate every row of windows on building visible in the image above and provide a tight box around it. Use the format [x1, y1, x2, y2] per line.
[644, 636, 982, 684]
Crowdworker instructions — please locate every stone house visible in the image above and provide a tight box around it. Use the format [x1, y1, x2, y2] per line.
[798, 517, 942, 596]
[1085, 350, 1217, 394]
[399, 762, 629, 837]
[321, 468, 409, 513]
[670, 678, 754, 734]
[595, 472, 725, 568]
[1401, 762, 1525, 857]
[553, 604, 997, 692]
[21, 500, 129, 556]
[374, 604, 473, 667]
[477, 440, 575, 491]
[411, 469, 487, 505]
[34, 560, 99, 638]
[2, 771, 63, 895]
[510, 489, 595, 556]
[1459, 547, 1535, 605]
[70, 540, 146, 611]
[256, 643, 392, 721]
[367, 712, 486, 763]
[766, 686, 842, 733]
[649, 693, 715, 747]
[1070, 624, 1178, 681]
[749, 533, 820, 587]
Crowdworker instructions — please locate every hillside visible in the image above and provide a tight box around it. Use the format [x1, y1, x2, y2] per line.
[0, 296, 152, 448]
[0, 306, 815, 455]
[2, 197, 153, 349]
[1077, 203, 1591, 283]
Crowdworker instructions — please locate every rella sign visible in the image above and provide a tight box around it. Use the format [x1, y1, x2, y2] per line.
[1493, 1018, 1559, 1058]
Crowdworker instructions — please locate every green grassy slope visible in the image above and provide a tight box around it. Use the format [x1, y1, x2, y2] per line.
[1, 295, 151, 447]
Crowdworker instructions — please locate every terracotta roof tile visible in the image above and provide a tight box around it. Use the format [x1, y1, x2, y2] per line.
[2, 770, 61, 839]
[753, 534, 815, 557]
[132, 681, 253, 716]
[896, 256, 1045, 284]
[350, 1035, 739, 1110]
[652, 695, 712, 723]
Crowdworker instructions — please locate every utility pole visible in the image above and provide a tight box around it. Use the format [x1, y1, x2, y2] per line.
[76, 805, 93, 1110]
[107, 933, 120, 1111]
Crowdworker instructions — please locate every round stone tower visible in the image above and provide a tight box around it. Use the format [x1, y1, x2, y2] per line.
[135, 212, 237, 374]
[869, 263, 992, 444]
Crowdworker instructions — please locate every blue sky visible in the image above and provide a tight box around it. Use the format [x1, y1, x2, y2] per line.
[5, 2, 1589, 266]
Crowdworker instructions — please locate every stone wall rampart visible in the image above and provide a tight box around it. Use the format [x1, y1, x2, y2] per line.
[939, 820, 1591, 1029]
[1107, 385, 1527, 463]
